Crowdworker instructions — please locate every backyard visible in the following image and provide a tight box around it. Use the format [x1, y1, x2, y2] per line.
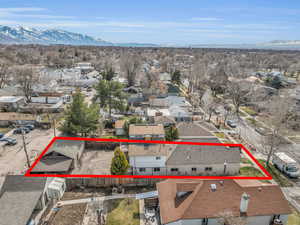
[106, 198, 140, 225]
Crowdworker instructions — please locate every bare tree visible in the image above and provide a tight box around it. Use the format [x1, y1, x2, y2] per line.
[264, 96, 293, 166]
[13, 65, 39, 102]
[227, 81, 252, 115]
[120, 53, 141, 87]
[217, 211, 247, 225]
[0, 61, 9, 88]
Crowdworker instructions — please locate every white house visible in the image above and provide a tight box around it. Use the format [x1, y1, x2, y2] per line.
[128, 144, 168, 175]
[157, 179, 291, 225]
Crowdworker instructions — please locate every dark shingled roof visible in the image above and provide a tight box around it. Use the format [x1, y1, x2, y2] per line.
[166, 138, 240, 165]
[0, 175, 47, 225]
[177, 122, 214, 137]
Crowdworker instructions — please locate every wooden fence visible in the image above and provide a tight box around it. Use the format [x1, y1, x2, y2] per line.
[65, 177, 165, 190]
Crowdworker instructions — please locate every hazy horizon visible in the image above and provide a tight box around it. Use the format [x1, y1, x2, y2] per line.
[0, 0, 300, 45]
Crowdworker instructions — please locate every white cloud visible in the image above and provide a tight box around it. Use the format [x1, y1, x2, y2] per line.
[0, 7, 45, 12]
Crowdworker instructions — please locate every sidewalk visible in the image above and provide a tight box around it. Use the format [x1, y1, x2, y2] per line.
[57, 193, 136, 206]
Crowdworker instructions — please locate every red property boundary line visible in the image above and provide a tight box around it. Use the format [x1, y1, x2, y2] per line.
[25, 136, 272, 180]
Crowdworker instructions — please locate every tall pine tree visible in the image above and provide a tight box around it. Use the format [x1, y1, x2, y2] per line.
[60, 90, 99, 136]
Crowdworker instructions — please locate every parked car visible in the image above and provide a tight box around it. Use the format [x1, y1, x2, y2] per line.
[0, 133, 4, 139]
[13, 127, 30, 134]
[255, 127, 271, 136]
[24, 124, 35, 130]
[226, 120, 237, 128]
[0, 138, 17, 146]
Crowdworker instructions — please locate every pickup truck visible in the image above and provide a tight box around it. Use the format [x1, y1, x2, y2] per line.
[272, 152, 300, 178]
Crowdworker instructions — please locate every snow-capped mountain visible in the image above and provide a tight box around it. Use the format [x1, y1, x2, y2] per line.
[0, 25, 112, 46]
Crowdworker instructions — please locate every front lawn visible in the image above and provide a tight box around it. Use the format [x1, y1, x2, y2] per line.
[288, 207, 300, 225]
[214, 132, 226, 139]
[240, 106, 257, 116]
[0, 127, 11, 134]
[106, 199, 140, 225]
[239, 166, 264, 177]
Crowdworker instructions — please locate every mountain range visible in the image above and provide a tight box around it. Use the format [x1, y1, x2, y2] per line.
[0, 25, 300, 49]
[0, 25, 112, 46]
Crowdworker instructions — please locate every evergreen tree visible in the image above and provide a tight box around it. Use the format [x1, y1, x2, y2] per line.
[171, 70, 181, 85]
[94, 80, 126, 117]
[165, 126, 179, 141]
[110, 147, 129, 175]
[101, 66, 116, 81]
[59, 90, 99, 136]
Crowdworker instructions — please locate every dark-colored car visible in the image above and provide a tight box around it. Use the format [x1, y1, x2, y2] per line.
[24, 124, 35, 130]
[0, 133, 4, 139]
[0, 138, 17, 145]
[226, 120, 237, 128]
[13, 127, 30, 134]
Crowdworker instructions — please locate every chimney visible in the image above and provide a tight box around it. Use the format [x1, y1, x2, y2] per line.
[240, 193, 250, 214]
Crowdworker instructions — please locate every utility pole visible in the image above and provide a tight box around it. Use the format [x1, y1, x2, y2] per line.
[53, 118, 56, 137]
[21, 130, 31, 169]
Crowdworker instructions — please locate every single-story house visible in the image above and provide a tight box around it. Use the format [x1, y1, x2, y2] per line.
[0, 175, 48, 225]
[30, 139, 85, 174]
[166, 138, 240, 176]
[115, 120, 126, 136]
[146, 108, 170, 117]
[0, 112, 41, 127]
[129, 124, 165, 140]
[129, 144, 169, 175]
[169, 105, 192, 122]
[157, 179, 291, 225]
[177, 122, 214, 139]
[0, 96, 24, 112]
[159, 72, 172, 83]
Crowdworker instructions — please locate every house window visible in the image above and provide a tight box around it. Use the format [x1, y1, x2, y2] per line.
[154, 168, 160, 172]
[202, 218, 208, 225]
[139, 168, 146, 172]
[191, 168, 197, 171]
[205, 167, 212, 171]
[171, 168, 178, 172]
[156, 156, 161, 160]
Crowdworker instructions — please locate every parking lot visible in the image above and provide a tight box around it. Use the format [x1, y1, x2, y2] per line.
[0, 127, 57, 176]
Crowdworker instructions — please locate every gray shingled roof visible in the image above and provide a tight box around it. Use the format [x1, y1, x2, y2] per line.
[0, 175, 47, 225]
[166, 138, 240, 165]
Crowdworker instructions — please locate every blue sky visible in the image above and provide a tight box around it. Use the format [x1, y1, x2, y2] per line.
[0, 0, 300, 44]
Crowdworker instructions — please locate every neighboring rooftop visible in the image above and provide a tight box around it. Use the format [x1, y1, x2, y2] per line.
[177, 122, 214, 138]
[0, 175, 47, 225]
[115, 120, 126, 129]
[157, 179, 291, 224]
[0, 96, 24, 103]
[129, 124, 165, 136]
[128, 144, 168, 157]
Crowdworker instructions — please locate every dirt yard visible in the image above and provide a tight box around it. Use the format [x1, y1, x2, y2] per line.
[48, 203, 87, 225]
[72, 150, 114, 175]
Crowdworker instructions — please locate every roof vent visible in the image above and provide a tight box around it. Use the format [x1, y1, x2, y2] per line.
[219, 181, 224, 186]
[210, 184, 217, 192]
[258, 187, 262, 192]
